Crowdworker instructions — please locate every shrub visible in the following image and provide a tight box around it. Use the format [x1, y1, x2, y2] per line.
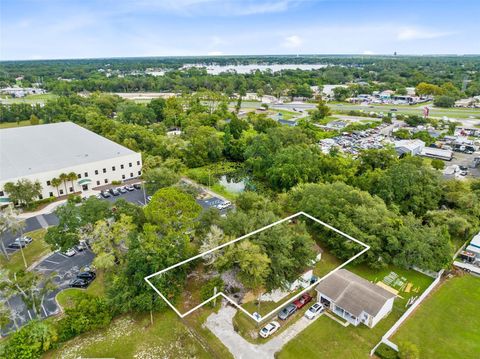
[375, 343, 399, 359]
[200, 276, 224, 305]
[111, 180, 122, 185]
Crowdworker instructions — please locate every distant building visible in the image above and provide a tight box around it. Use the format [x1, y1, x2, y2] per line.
[316, 269, 396, 328]
[394, 139, 425, 156]
[420, 147, 453, 161]
[0, 122, 142, 204]
[0, 86, 46, 98]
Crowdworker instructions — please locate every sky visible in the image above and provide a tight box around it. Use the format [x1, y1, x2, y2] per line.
[1, 0, 479, 60]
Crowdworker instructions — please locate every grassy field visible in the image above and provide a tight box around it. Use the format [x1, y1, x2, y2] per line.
[42, 311, 219, 359]
[0, 93, 57, 105]
[392, 274, 480, 359]
[277, 264, 433, 359]
[329, 102, 480, 119]
[0, 119, 40, 129]
[0, 229, 49, 272]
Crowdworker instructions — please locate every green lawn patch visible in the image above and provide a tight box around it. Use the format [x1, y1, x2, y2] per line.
[56, 271, 106, 310]
[277, 264, 433, 359]
[43, 311, 215, 359]
[0, 120, 37, 129]
[392, 274, 480, 359]
[0, 229, 49, 272]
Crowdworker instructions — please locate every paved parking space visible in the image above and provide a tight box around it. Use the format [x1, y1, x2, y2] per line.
[101, 187, 147, 206]
[1, 249, 94, 336]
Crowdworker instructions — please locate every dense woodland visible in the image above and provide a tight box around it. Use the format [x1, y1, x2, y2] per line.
[1, 58, 480, 358]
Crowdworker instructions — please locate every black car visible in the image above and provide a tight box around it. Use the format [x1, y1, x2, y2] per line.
[8, 242, 25, 249]
[77, 271, 96, 280]
[69, 278, 90, 288]
[133, 183, 141, 190]
[101, 191, 111, 198]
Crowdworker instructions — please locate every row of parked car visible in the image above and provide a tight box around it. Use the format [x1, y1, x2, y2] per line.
[259, 292, 325, 338]
[99, 183, 142, 198]
[7, 235, 33, 249]
[69, 270, 96, 288]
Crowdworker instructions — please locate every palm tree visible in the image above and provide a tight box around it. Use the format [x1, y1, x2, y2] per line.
[51, 177, 61, 197]
[67, 172, 77, 193]
[59, 173, 68, 196]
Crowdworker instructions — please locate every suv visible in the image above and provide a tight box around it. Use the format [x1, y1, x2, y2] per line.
[109, 188, 120, 196]
[8, 236, 33, 248]
[278, 304, 297, 320]
[304, 302, 324, 320]
[293, 293, 313, 309]
[217, 201, 232, 210]
[259, 321, 280, 338]
[133, 183, 141, 190]
[69, 278, 90, 288]
[101, 191, 111, 198]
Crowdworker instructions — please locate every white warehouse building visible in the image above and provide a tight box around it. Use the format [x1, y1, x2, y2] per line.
[0, 122, 142, 204]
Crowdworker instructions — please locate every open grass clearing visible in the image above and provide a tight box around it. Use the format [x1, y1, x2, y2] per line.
[56, 271, 106, 310]
[0, 229, 49, 272]
[0, 93, 57, 105]
[392, 274, 480, 359]
[0, 119, 40, 129]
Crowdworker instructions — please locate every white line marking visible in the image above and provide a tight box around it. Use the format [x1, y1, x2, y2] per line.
[43, 260, 60, 265]
[41, 304, 48, 317]
[145, 211, 370, 323]
[27, 310, 32, 320]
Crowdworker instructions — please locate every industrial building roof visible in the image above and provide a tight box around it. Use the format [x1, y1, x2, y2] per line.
[316, 269, 396, 317]
[0, 122, 137, 181]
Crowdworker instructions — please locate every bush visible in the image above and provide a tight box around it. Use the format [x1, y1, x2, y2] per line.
[111, 180, 122, 185]
[67, 194, 82, 203]
[57, 292, 112, 341]
[4, 320, 58, 359]
[375, 343, 399, 359]
[434, 95, 455, 108]
[200, 276, 224, 305]
[431, 159, 445, 170]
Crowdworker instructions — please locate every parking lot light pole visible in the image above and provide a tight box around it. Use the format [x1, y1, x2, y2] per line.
[19, 228, 28, 269]
[142, 183, 147, 205]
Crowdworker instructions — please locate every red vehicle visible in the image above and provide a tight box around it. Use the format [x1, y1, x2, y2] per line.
[293, 293, 312, 309]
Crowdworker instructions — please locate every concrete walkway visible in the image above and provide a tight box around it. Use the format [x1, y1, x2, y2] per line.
[205, 304, 322, 359]
[16, 199, 68, 219]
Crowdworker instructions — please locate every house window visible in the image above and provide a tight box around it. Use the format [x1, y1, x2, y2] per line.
[49, 192, 54, 197]
[103, 168, 106, 173]
[84, 172, 88, 177]
[120, 164, 124, 169]
[60, 189, 64, 195]
[137, 160, 140, 165]
[112, 166, 116, 171]
[78, 173, 82, 179]
[129, 163, 132, 167]
[104, 179, 108, 184]
[96, 180, 100, 185]
[95, 170, 99, 175]
[0, 191, 4, 197]
[39, 194, 43, 200]
[46, 180, 51, 186]
[122, 175, 125, 180]
[130, 173, 133, 177]
[138, 171, 141, 175]
[69, 187, 74, 192]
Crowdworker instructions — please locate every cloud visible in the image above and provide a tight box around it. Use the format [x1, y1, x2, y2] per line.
[207, 51, 224, 56]
[283, 35, 303, 48]
[397, 27, 455, 40]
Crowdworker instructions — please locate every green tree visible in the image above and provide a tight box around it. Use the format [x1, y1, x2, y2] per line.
[431, 159, 445, 170]
[3, 179, 42, 207]
[4, 320, 58, 359]
[147, 97, 166, 122]
[142, 167, 180, 195]
[51, 177, 62, 196]
[398, 341, 420, 359]
[67, 172, 78, 193]
[144, 187, 201, 232]
[311, 97, 332, 121]
[59, 172, 69, 195]
[29, 114, 40, 125]
[434, 95, 455, 108]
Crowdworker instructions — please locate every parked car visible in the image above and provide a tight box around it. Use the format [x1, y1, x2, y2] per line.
[146, 195, 152, 202]
[118, 187, 127, 194]
[217, 201, 232, 210]
[9, 236, 33, 248]
[304, 302, 324, 320]
[133, 183, 141, 190]
[109, 188, 120, 196]
[77, 271, 96, 281]
[101, 191, 111, 198]
[15, 236, 32, 245]
[63, 248, 76, 257]
[278, 304, 297, 320]
[69, 278, 90, 288]
[8, 242, 25, 249]
[75, 242, 87, 252]
[125, 185, 135, 191]
[293, 293, 313, 309]
[259, 321, 280, 338]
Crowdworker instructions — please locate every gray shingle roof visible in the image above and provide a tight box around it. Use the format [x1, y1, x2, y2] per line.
[0, 122, 136, 181]
[316, 269, 395, 317]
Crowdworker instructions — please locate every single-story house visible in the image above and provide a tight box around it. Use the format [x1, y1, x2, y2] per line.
[316, 269, 396, 328]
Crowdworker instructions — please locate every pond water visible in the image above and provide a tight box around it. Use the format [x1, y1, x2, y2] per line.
[182, 64, 327, 75]
[218, 175, 246, 193]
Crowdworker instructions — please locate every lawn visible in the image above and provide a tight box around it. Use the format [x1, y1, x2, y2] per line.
[42, 311, 219, 359]
[0, 93, 57, 105]
[56, 271, 106, 310]
[0, 229, 50, 272]
[0, 119, 40, 129]
[392, 274, 480, 359]
[277, 264, 433, 359]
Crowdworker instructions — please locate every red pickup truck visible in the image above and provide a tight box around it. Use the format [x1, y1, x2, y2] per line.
[293, 293, 313, 309]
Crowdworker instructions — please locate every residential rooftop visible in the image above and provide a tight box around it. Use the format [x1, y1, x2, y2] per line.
[0, 122, 136, 181]
[316, 269, 396, 317]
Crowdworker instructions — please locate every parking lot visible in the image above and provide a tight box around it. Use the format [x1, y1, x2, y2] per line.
[1, 248, 94, 336]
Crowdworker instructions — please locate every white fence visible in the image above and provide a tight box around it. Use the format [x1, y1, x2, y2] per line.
[370, 269, 444, 356]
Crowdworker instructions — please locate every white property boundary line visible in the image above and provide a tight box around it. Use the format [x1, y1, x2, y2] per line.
[144, 211, 370, 323]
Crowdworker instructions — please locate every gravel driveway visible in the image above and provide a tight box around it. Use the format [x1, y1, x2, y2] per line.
[205, 303, 322, 359]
